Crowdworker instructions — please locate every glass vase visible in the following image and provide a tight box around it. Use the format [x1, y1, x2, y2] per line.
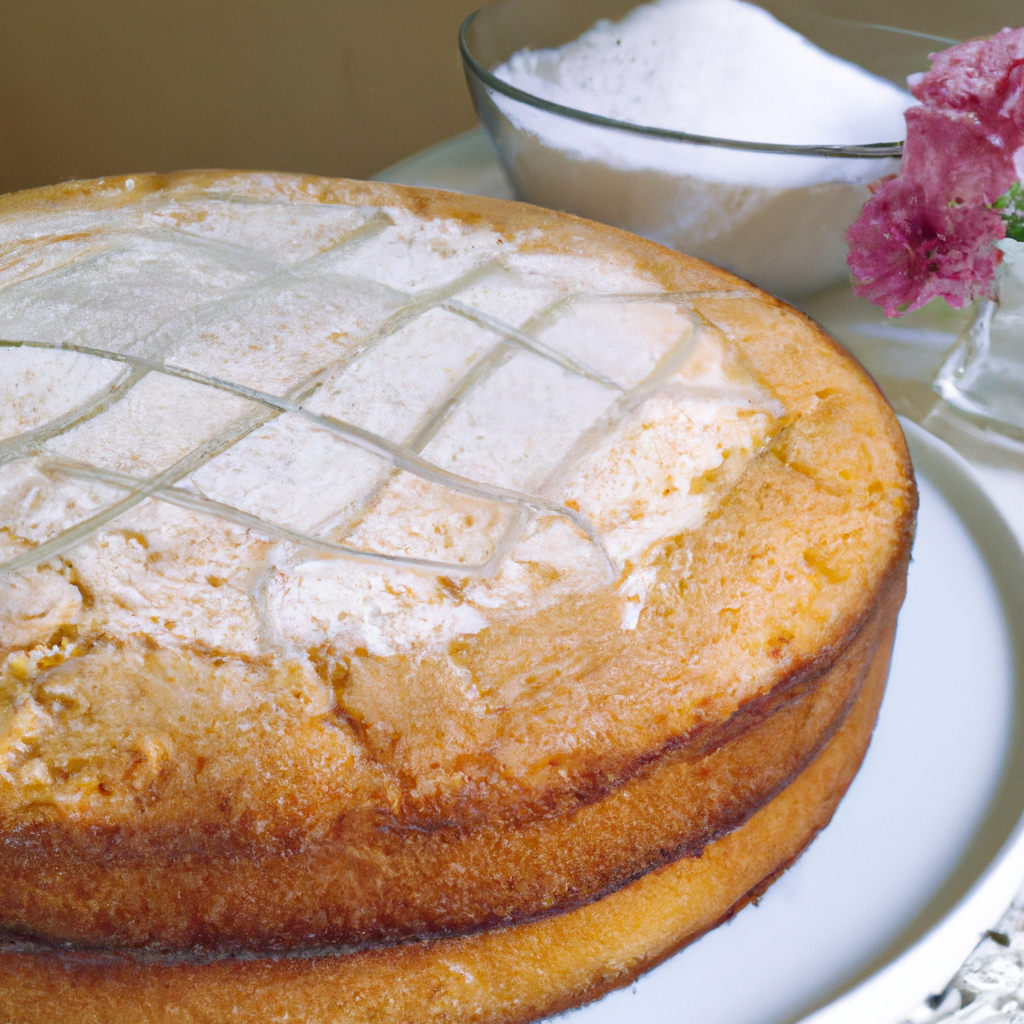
[934, 238, 1024, 436]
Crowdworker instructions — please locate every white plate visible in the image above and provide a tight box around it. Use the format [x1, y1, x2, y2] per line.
[377, 144, 1024, 1024]
[538, 420, 1024, 1024]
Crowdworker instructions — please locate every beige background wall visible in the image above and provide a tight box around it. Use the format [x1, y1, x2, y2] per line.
[0, 0, 1020, 196]
[0, 0, 481, 194]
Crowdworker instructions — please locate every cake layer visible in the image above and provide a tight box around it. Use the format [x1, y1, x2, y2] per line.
[0, 558, 902, 950]
[0, 592, 893, 1024]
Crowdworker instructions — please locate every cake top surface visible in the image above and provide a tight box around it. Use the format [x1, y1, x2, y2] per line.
[0, 171, 778, 662]
[0, 172, 914, 838]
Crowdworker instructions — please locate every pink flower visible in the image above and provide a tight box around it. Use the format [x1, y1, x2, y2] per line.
[911, 28, 1024, 137]
[846, 27, 1024, 315]
[901, 105, 1017, 205]
[912, 27, 1024, 178]
[846, 173, 1004, 316]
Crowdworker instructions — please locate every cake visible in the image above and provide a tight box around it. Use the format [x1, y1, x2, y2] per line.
[0, 171, 915, 1022]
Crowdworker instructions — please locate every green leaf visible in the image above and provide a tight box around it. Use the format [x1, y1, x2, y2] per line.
[994, 181, 1024, 242]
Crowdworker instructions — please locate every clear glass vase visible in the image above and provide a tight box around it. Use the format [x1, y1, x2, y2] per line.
[934, 238, 1024, 436]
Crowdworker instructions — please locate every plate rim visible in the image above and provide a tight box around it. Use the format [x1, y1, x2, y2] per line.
[796, 418, 1024, 1024]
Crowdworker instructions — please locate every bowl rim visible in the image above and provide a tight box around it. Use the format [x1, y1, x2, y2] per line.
[459, 6, 954, 159]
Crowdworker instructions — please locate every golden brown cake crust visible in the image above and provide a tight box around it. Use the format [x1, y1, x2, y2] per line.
[0, 556, 903, 952]
[0, 600, 894, 1024]
[0, 172, 915, 955]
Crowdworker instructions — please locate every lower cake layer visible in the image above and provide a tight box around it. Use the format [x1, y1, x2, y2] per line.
[0, 614, 893, 1024]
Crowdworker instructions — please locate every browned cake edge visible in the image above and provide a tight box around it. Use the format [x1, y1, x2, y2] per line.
[0, 553, 906, 952]
[0, 602, 893, 1024]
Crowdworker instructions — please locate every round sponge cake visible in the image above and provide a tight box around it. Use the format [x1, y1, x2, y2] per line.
[0, 173, 914, 1018]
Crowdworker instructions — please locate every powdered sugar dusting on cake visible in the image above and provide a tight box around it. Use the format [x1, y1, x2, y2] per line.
[0, 177, 782, 658]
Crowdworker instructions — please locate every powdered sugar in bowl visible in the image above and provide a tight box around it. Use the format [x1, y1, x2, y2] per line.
[461, 0, 938, 300]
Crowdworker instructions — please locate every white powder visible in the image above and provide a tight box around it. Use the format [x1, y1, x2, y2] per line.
[497, 0, 909, 152]
[0, 188, 780, 659]
[487, 0, 911, 297]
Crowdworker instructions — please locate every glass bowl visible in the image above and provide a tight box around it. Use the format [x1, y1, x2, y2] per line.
[460, 0, 946, 299]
